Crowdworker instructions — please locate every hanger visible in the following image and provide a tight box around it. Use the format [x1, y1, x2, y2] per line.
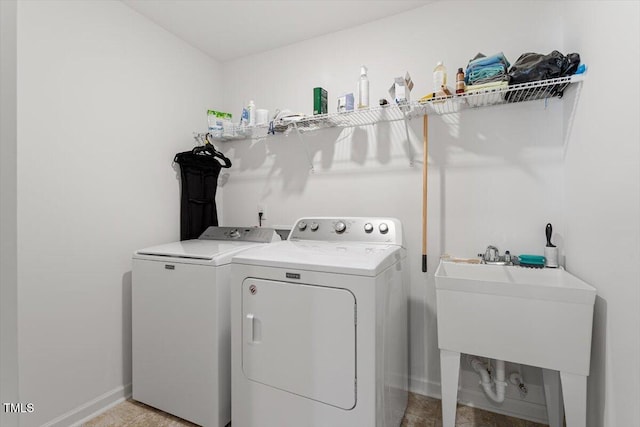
[190, 133, 232, 168]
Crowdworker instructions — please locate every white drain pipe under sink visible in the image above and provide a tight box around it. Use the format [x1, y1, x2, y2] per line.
[471, 358, 508, 403]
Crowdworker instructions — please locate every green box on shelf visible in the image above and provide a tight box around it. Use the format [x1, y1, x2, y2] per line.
[313, 87, 328, 115]
[207, 110, 232, 120]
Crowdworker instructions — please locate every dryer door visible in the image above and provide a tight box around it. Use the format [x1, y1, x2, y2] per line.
[242, 278, 356, 410]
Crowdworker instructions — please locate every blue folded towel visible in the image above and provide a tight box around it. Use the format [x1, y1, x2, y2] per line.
[467, 65, 506, 82]
[467, 52, 510, 69]
[465, 52, 511, 85]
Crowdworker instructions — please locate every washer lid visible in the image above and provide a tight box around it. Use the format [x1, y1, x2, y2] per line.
[232, 240, 405, 276]
[133, 240, 271, 265]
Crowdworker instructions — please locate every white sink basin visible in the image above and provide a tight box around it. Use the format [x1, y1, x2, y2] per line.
[435, 261, 596, 427]
[435, 260, 595, 375]
[435, 261, 596, 305]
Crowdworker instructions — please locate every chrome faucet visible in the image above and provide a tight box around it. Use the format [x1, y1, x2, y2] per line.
[478, 246, 514, 265]
[483, 245, 500, 263]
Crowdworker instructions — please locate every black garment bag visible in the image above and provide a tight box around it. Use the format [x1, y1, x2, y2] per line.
[174, 141, 232, 240]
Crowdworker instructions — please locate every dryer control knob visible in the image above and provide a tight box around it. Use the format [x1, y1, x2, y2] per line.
[364, 223, 374, 233]
[298, 221, 307, 231]
[335, 221, 347, 233]
[379, 223, 389, 234]
[310, 222, 319, 231]
[230, 228, 241, 238]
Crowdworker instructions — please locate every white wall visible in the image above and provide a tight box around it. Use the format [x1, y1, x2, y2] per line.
[563, 2, 640, 426]
[16, 1, 222, 426]
[220, 1, 567, 422]
[1, 1, 19, 427]
[9, 1, 638, 426]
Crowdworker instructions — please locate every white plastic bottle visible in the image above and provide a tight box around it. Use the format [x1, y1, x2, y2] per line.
[358, 66, 369, 109]
[248, 100, 255, 126]
[433, 62, 447, 92]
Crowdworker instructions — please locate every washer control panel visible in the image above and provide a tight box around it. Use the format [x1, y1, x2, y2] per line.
[199, 226, 279, 243]
[289, 217, 402, 245]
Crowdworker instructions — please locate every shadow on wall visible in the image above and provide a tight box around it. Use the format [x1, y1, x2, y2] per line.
[217, 121, 420, 195]
[428, 101, 566, 177]
[588, 296, 607, 427]
[122, 271, 132, 386]
[426, 101, 568, 255]
[213, 97, 573, 209]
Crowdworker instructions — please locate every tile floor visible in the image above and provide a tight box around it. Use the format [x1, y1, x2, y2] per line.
[83, 392, 548, 427]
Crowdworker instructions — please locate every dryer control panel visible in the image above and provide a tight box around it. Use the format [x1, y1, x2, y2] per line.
[199, 227, 280, 243]
[289, 217, 403, 246]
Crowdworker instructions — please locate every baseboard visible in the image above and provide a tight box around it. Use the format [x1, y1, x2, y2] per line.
[41, 384, 132, 427]
[409, 377, 549, 425]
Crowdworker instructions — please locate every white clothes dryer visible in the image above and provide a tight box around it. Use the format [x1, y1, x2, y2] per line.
[231, 217, 408, 427]
[132, 226, 279, 427]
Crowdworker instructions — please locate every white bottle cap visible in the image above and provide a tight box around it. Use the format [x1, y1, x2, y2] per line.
[360, 65, 367, 75]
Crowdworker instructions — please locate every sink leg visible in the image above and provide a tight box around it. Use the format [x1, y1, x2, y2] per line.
[440, 350, 460, 427]
[560, 371, 587, 427]
[542, 368, 564, 427]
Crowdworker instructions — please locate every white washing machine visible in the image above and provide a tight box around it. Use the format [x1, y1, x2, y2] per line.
[230, 217, 408, 427]
[132, 226, 279, 427]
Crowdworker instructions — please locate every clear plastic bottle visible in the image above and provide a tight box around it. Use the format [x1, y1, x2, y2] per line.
[433, 61, 447, 93]
[248, 100, 255, 126]
[358, 66, 369, 109]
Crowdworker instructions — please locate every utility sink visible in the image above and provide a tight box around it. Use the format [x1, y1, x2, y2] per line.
[435, 261, 596, 427]
[436, 261, 596, 305]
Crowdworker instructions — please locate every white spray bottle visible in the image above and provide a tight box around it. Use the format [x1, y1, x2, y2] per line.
[358, 65, 369, 109]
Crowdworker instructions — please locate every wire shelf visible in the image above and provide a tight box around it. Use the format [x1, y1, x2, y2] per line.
[289, 103, 425, 132]
[207, 124, 254, 142]
[289, 74, 584, 130]
[420, 74, 584, 115]
[201, 74, 584, 142]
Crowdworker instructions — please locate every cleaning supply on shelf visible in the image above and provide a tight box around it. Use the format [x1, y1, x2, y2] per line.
[456, 68, 465, 94]
[247, 100, 255, 126]
[544, 223, 559, 268]
[358, 66, 369, 109]
[207, 110, 232, 133]
[337, 93, 354, 113]
[313, 87, 328, 115]
[433, 61, 447, 92]
[207, 110, 221, 132]
[240, 107, 249, 126]
[256, 109, 269, 126]
[388, 72, 414, 105]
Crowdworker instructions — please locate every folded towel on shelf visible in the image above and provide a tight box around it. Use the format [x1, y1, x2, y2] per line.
[466, 65, 507, 83]
[465, 81, 509, 93]
[464, 81, 509, 107]
[465, 52, 511, 85]
[469, 74, 509, 86]
[467, 52, 510, 69]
